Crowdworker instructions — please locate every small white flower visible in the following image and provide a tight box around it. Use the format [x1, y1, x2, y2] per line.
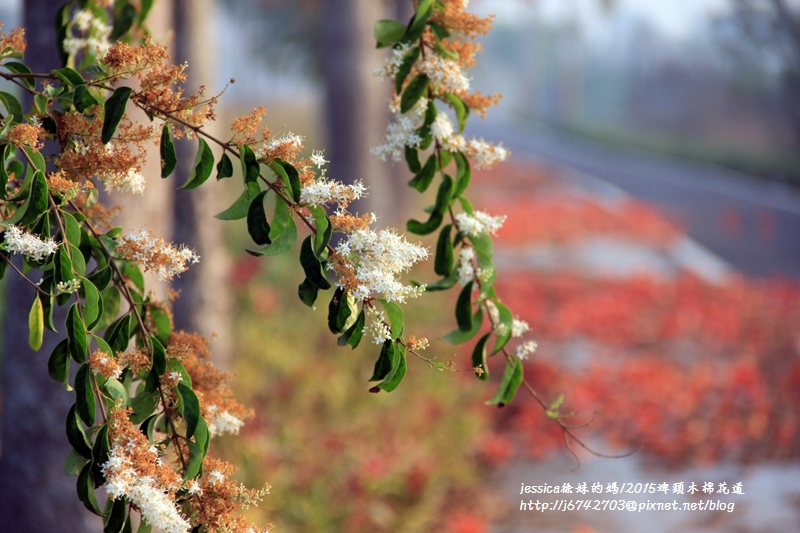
[455, 210, 507, 237]
[364, 307, 392, 345]
[1, 225, 59, 262]
[515, 340, 538, 360]
[208, 470, 225, 485]
[310, 149, 328, 169]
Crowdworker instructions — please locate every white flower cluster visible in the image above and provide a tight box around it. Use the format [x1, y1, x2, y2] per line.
[371, 98, 427, 161]
[515, 340, 538, 360]
[364, 306, 392, 345]
[1, 225, 59, 262]
[454, 210, 507, 237]
[258, 132, 303, 159]
[430, 113, 455, 143]
[206, 404, 245, 437]
[511, 318, 530, 338]
[300, 178, 366, 208]
[418, 54, 471, 94]
[116, 230, 200, 282]
[56, 278, 82, 295]
[447, 136, 509, 169]
[374, 43, 412, 80]
[335, 228, 428, 303]
[102, 445, 190, 533]
[103, 167, 146, 196]
[63, 9, 112, 57]
[456, 247, 475, 286]
[310, 149, 328, 169]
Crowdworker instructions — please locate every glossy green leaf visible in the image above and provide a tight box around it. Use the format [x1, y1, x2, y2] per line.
[94, 286, 120, 331]
[87, 263, 113, 291]
[404, 145, 421, 173]
[159, 124, 177, 178]
[104, 497, 127, 533]
[248, 217, 297, 257]
[299, 235, 331, 290]
[194, 416, 210, 455]
[77, 462, 103, 516]
[0, 91, 23, 124]
[130, 389, 159, 424]
[69, 243, 86, 277]
[74, 363, 96, 427]
[102, 86, 133, 144]
[491, 302, 515, 355]
[64, 448, 89, 477]
[446, 93, 469, 133]
[239, 144, 260, 184]
[104, 313, 131, 354]
[380, 299, 404, 339]
[176, 382, 200, 439]
[419, 273, 457, 291]
[67, 303, 88, 363]
[66, 404, 92, 457]
[3, 170, 48, 227]
[297, 277, 319, 307]
[442, 307, 483, 344]
[486, 358, 524, 407]
[184, 440, 204, 480]
[216, 152, 233, 180]
[270, 159, 301, 203]
[28, 295, 44, 351]
[101, 377, 129, 407]
[396, 46, 421, 94]
[82, 279, 102, 330]
[4, 61, 34, 90]
[150, 335, 167, 376]
[180, 138, 214, 190]
[453, 151, 471, 197]
[91, 424, 109, 486]
[406, 175, 453, 235]
[150, 306, 172, 346]
[52, 67, 85, 87]
[338, 309, 365, 349]
[434, 224, 454, 276]
[246, 190, 271, 246]
[455, 280, 474, 331]
[214, 181, 260, 220]
[369, 340, 395, 382]
[374, 19, 407, 48]
[407, 153, 436, 192]
[121, 261, 145, 293]
[327, 287, 350, 334]
[41, 293, 57, 332]
[73, 84, 99, 113]
[308, 205, 331, 256]
[110, 2, 137, 40]
[404, 0, 434, 42]
[62, 211, 81, 245]
[48, 339, 71, 389]
[376, 343, 406, 392]
[471, 333, 491, 381]
[429, 21, 451, 41]
[400, 74, 429, 114]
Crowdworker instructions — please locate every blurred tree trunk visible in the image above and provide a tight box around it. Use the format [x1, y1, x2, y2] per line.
[320, 0, 409, 226]
[0, 3, 101, 531]
[170, 0, 233, 369]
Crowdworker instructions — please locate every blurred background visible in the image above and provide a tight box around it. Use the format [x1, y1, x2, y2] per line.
[1, 0, 800, 532]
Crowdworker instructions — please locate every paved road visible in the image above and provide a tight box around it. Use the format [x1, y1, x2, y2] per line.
[477, 120, 800, 278]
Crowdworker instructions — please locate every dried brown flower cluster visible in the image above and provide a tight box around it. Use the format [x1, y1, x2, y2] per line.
[0, 22, 26, 54]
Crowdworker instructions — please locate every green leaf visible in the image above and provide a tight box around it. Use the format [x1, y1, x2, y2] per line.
[404, 145, 421, 173]
[52, 67, 85, 87]
[48, 339, 71, 389]
[442, 307, 483, 344]
[299, 235, 331, 290]
[248, 217, 297, 257]
[491, 302, 514, 355]
[395, 46, 421, 94]
[110, 2, 137, 41]
[215, 181, 260, 220]
[453, 152, 471, 198]
[94, 286, 120, 331]
[64, 448, 89, 476]
[369, 340, 395, 382]
[270, 159, 301, 203]
[102, 86, 133, 144]
[159, 124, 177, 178]
[434, 224, 454, 276]
[74, 363, 96, 427]
[406, 175, 453, 235]
[121, 261, 145, 293]
[471, 333, 491, 381]
[216, 152, 233, 180]
[404, 0, 434, 43]
[429, 21, 451, 41]
[408, 153, 436, 192]
[91, 424, 109, 486]
[180, 138, 214, 189]
[486, 358, 524, 407]
[246, 190, 271, 246]
[376, 343, 407, 392]
[130, 389, 159, 424]
[88, 265, 112, 291]
[73, 84, 99, 113]
[4, 61, 35, 90]
[150, 335, 167, 376]
[82, 279, 102, 330]
[239, 144, 260, 184]
[62, 211, 81, 245]
[0, 91, 23, 124]
[176, 382, 200, 439]
[308, 205, 332, 256]
[380, 299, 404, 338]
[3, 170, 48, 227]
[400, 74, 429, 114]
[184, 440, 204, 480]
[101, 377, 130, 407]
[446, 93, 469, 133]
[41, 293, 57, 332]
[297, 277, 319, 307]
[104, 313, 131, 354]
[374, 19, 407, 48]
[77, 462, 103, 516]
[327, 287, 350, 334]
[66, 404, 92, 459]
[338, 309, 365, 349]
[67, 303, 88, 363]
[419, 273, 457, 291]
[150, 307, 172, 346]
[104, 497, 127, 533]
[28, 295, 44, 351]
[455, 280, 474, 331]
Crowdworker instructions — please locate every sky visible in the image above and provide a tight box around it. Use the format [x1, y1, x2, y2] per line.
[476, 0, 732, 40]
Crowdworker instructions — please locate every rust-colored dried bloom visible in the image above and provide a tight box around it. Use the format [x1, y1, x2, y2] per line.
[0, 23, 26, 53]
[230, 106, 268, 146]
[88, 350, 122, 379]
[7, 123, 43, 151]
[116, 229, 200, 282]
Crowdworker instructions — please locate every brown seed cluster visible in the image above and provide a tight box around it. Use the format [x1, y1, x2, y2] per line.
[0, 23, 26, 53]
[7, 123, 44, 151]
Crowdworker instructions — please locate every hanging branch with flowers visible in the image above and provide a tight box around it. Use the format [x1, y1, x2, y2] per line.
[0, 0, 618, 531]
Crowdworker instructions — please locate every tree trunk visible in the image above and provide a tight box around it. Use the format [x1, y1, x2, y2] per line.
[320, 0, 409, 226]
[0, 3, 101, 531]
[170, 0, 233, 369]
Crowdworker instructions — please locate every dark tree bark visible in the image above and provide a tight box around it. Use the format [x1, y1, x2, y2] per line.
[0, 2, 102, 531]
